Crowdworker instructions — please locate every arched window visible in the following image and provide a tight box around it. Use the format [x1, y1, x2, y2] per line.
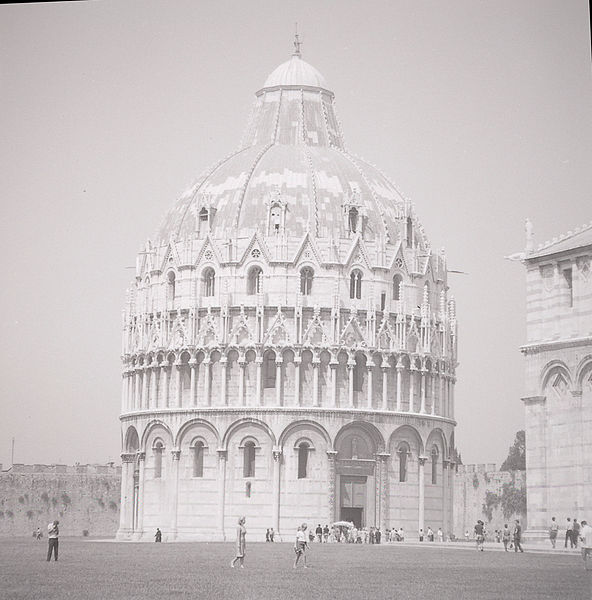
[431, 447, 438, 485]
[154, 441, 164, 479]
[393, 274, 402, 301]
[406, 217, 414, 248]
[192, 441, 205, 478]
[167, 271, 176, 305]
[270, 205, 282, 233]
[202, 268, 215, 297]
[353, 355, 364, 392]
[350, 270, 362, 300]
[348, 207, 359, 233]
[263, 351, 276, 388]
[300, 267, 313, 295]
[243, 441, 256, 478]
[247, 266, 262, 295]
[199, 207, 208, 222]
[297, 442, 309, 479]
[398, 443, 410, 483]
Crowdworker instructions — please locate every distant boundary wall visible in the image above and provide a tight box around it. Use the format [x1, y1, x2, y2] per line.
[453, 464, 526, 539]
[0, 463, 121, 537]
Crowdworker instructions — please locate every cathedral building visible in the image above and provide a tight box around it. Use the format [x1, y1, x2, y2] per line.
[116, 42, 458, 541]
[518, 220, 592, 539]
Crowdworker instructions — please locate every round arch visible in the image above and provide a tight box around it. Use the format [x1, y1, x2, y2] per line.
[334, 420, 386, 454]
[140, 419, 174, 450]
[124, 426, 140, 453]
[425, 428, 448, 458]
[221, 417, 276, 450]
[278, 419, 331, 449]
[388, 424, 424, 456]
[175, 418, 221, 448]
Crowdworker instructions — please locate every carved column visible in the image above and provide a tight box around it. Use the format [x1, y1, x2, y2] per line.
[150, 364, 158, 409]
[418, 456, 427, 537]
[450, 376, 456, 418]
[430, 369, 436, 416]
[160, 362, 169, 408]
[409, 365, 416, 413]
[255, 357, 263, 406]
[220, 357, 228, 406]
[327, 450, 338, 524]
[141, 368, 148, 410]
[217, 449, 227, 540]
[312, 359, 320, 407]
[294, 357, 301, 406]
[203, 357, 211, 407]
[366, 361, 374, 409]
[189, 359, 197, 407]
[396, 360, 403, 411]
[377, 453, 390, 532]
[381, 361, 388, 410]
[330, 359, 337, 408]
[238, 360, 246, 406]
[420, 367, 427, 414]
[439, 373, 445, 417]
[170, 449, 181, 539]
[134, 370, 141, 410]
[348, 363, 355, 408]
[135, 452, 146, 538]
[117, 453, 136, 538]
[121, 372, 128, 413]
[175, 362, 182, 408]
[442, 459, 449, 537]
[276, 359, 283, 406]
[272, 448, 282, 534]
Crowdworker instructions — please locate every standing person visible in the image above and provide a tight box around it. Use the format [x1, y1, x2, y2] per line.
[418, 528, 424, 542]
[155, 528, 162, 542]
[266, 528, 270, 542]
[579, 520, 592, 570]
[35, 527, 42, 540]
[323, 524, 329, 543]
[437, 528, 443, 543]
[315, 524, 322, 543]
[573, 519, 581, 549]
[513, 519, 524, 553]
[269, 528, 275, 542]
[549, 517, 559, 549]
[565, 518, 573, 548]
[427, 527, 434, 542]
[293, 523, 309, 569]
[474, 520, 485, 552]
[46, 520, 59, 562]
[464, 530, 470, 543]
[502, 524, 511, 551]
[230, 516, 247, 568]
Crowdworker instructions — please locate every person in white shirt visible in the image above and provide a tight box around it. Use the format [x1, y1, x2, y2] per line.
[293, 523, 309, 569]
[579, 520, 592, 570]
[47, 520, 59, 562]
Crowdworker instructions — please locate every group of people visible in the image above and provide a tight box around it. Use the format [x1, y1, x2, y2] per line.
[417, 527, 444, 543]
[471, 519, 524, 552]
[549, 516, 592, 569]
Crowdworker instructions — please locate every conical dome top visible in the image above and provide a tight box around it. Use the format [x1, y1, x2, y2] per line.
[262, 54, 328, 90]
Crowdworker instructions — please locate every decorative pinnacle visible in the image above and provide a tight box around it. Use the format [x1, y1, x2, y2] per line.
[293, 23, 302, 57]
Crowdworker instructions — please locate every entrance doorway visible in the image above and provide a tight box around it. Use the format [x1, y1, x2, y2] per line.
[341, 507, 363, 529]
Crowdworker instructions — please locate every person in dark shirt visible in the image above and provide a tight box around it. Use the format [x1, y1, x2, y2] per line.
[513, 520, 524, 553]
[474, 520, 485, 551]
[315, 524, 323, 543]
[155, 528, 162, 542]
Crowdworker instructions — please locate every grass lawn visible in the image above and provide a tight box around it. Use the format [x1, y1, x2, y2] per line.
[2, 537, 591, 600]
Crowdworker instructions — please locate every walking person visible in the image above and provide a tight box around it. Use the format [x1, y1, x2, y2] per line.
[573, 519, 581, 549]
[579, 520, 592, 570]
[474, 520, 485, 552]
[502, 524, 511, 551]
[549, 517, 559, 549]
[565, 518, 573, 548]
[46, 520, 59, 562]
[35, 527, 42, 540]
[513, 519, 524, 553]
[315, 524, 322, 543]
[230, 516, 247, 568]
[437, 528, 443, 543]
[293, 523, 309, 569]
[155, 528, 162, 542]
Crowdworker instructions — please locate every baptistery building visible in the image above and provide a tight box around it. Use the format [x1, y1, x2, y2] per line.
[117, 43, 458, 541]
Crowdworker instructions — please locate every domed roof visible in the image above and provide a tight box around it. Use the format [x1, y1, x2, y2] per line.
[156, 48, 413, 247]
[262, 54, 328, 90]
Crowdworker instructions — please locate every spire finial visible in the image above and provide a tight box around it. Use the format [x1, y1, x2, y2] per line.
[293, 22, 302, 57]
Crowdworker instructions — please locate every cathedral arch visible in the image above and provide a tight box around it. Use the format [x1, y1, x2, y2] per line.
[141, 420, 174, 451]
[166, 269, 177, 308]
[201, 267, 216, 297]
[393, 273, 403, 301]
[278, 420, 331, 448]
[221, 418, 276, 450]
[335, 421, 385, 455]
[175, 418, 220, 448]
[349, 269, 362, 300]
[247, 265, 263, 295]
[540, 360, 572, 395]
[425, 428, 448, 459]
[575, 355, 592, 392]
[388, 424, 424, 457]
[124, 426, 140, 453]
[300, 267, 314, 295]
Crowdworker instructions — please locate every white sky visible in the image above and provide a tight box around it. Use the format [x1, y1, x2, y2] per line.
[1, 0, 590, 467]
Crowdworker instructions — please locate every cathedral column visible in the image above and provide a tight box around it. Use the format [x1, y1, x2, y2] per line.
[381, 366, 388, 410]
[141, 368, 148, 410]
[238, 360, 246, 406]
[160, 362, 169, 408]
[418, 456, 427, 537]
[330, 359, 338, 407]
[203, 357, 211, 407]
[312, 359, 320, 407]
[420, 367, 427, 414]
[189, 359, 197, 407]
[175, 362, 182, 408]
[255, 357, 263, 406]
[377, 453, 390, 532]
[396, 360, 403, 411]
[217, 449, 227, 540]
[409, 365, 416, 413]
[121, 372, 128, 413]
[170, 449, 181, 539]
[439, 373, 445, 417]
[117, 453, 136, 538]
[272, 449, 282, 534]
[450, 376, 456, 418]
[150, 365, 158, 409]
[294, 357, 301, 406]
[366, 361, 374, 409]
[430, 370, 436, 416]
[442, 459, 449, 537]
[348, 364, 355, 408]
[276, 359, 283, 406]
[134, 370, 141, 410]
[135, 452, 146, 538]
[220, 357, 228, 406]
[127, 371, 133, 411]
[327, 450, 338, 523]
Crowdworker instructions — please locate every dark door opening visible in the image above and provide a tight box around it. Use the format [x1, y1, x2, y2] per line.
[341, 507, 363, 529]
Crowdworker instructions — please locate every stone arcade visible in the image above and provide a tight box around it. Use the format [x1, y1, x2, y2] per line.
[116, 44, 458, 541]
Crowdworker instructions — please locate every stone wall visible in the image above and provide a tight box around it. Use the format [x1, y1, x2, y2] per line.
[0, 464, 121, 537]
[453, 464, 526, 539]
